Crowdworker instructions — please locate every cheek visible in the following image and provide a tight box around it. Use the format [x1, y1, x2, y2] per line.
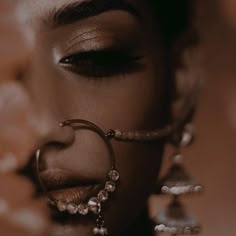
[50, 59, 165, 132]
[104, 141, 163, 235]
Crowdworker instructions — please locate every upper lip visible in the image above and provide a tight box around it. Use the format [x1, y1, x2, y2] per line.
[39, 169, 101, 203]
[40, 168, 99, 191]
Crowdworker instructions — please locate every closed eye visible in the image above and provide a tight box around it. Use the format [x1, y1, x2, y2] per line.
[59, 49, 143, 79]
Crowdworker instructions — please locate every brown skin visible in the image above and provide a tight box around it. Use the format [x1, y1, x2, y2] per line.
[0, 0, 199, 236]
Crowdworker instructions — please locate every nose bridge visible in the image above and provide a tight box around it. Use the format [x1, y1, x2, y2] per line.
[25, 77, 75, 168]
[22, 51, 75, 147]
[26, 86, 75, 149]
[23, 68, 74, 148]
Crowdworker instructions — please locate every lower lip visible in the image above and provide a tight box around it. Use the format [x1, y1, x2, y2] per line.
[49, 184, 99, 205]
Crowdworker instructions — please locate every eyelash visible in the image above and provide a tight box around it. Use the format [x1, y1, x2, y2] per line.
[59, 49, 142, 78]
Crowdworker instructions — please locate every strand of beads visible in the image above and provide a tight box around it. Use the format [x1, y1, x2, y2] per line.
[106, 126, 173, 142]
[51, 169, 120, 235]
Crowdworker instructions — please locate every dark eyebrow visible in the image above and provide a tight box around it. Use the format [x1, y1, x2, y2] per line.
[48, 0, 141, 28]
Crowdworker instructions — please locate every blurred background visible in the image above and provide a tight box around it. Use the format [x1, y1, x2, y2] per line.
[192, 1, 236, 235]
[189, 1, 236, 235]
[152, 0, 236, 236]
[151, 1, 236, 236]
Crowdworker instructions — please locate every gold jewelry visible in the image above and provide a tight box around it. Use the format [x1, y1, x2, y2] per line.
[36, 119, 119, 235]
[35, 119, 175, 235]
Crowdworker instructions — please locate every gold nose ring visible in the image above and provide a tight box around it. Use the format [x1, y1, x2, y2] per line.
[35, 119, 120, 235]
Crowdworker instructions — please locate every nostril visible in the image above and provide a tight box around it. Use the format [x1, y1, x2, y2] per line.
[45, 141, 65, 149]
[37, 120, 75, 149]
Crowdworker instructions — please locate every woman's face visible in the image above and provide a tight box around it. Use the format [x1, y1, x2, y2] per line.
[20, 0, 169, 235]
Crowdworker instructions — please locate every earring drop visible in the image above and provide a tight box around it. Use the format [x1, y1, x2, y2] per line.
[154, 124, 203, 235]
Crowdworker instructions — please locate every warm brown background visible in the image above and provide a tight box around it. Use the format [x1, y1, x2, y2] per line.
[188, 1, 236, 236]
[151, 1, 236, 236]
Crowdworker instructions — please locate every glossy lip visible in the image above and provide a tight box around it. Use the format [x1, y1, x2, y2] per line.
[40, 169, 101, 204]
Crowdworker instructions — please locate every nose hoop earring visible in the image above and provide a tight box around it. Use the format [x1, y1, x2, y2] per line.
[35, 119, 120, 236]
[35, 119, 176, 235]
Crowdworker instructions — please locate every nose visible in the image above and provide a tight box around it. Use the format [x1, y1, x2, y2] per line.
[32, 115, 75, 173]
[37, 116, 75, 149]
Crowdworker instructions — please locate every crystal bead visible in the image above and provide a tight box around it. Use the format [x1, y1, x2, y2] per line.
[100, 227, 108, 235]
[93, 227, 108, 235]
[48, 199, 56, 206]
[173, 154, 184, 164]
[106, 129, 115, 138]
[78, 203, 89, 215]
[105, 181, 116, 192]
[155, 199, 200, 235]
[93, 227, 100, 235]
[193, 227, 201, 234]
[115, 130, 122, 138]
[97, 190, 109, 202]
[67, 203, 78, 215]
[108, 169, 120, 181]
[158, 156, 203, 195]
[161, 186, 169, 193]
[154, 224, 165, 232]
[127, 132, 135, 140]
[88, 197, 101, 214]
[194, 185, 203, 193]
[184, 227, 192, 234]
[180, 124, 195, 147]
[57, 200, 67, 212]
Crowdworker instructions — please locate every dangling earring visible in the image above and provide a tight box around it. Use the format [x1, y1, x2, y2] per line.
[154, 124, 203, 235]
